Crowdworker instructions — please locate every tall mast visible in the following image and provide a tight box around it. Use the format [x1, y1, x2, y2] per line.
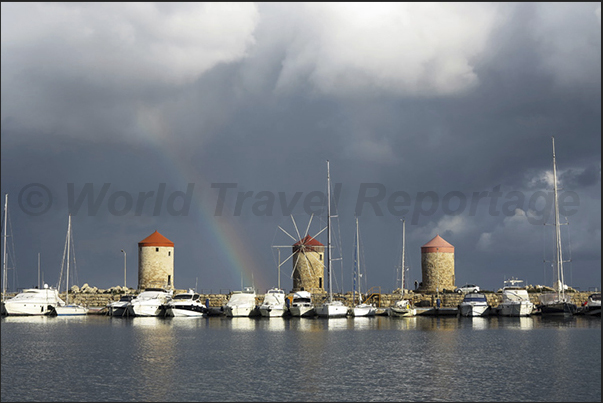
[327, 160, 332, 303]
[355, 216, 361, 303]
[401, 219, 405, 293]
[552, 137, 565, 300]
[2, 194, 7, 302]
[65, 214, 71, 304]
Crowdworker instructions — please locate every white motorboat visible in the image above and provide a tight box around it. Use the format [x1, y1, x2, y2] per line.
[389, 299, 416, 318]
[164, 289, 206, 317]
[498, 278, 534, 317]
[315, 161, 348, 319]
[538, 137, 577, 317]
[350, 217, 375, 318]
[3, 284, 65, 316]
[580, 292, 601, 317]
[224, 287, 260, 317]
[289, 291, 315, 317]
[389, 219, 416, 318]
[53, 214, 88, 317]
[458, 292, 491, 317]
[259, 288, 288, 317]
[107, 295, 135, 316]
[126, 288, 173, 317]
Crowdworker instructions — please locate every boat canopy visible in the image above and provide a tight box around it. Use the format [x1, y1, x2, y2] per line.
[463, 293, 487, 302]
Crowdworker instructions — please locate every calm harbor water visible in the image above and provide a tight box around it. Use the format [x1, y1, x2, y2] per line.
[1, 314, 600, 402]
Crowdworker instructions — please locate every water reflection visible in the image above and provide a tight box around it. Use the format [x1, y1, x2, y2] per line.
[228, 317, 259, 331]
[2, 315, 52, 324]
[129, 317, 176, 402]
[257, 317, 288, 332]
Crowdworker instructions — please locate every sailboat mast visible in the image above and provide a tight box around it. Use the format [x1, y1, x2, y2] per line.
[401, 219, 405, 292]
[355, 216, 361, 303]
[551, 137, 565, 300]
[2, 194, 7, 302]
[327, 160, 332, 303]
[66, 214, 71, 304]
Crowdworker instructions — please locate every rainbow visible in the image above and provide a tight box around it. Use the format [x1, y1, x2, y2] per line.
[135, 107, 270, 291]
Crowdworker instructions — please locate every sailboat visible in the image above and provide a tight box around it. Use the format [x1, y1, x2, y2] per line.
[350, 217, 376, 317]
[1, 193, 8, 316]
[53, 214, 88, 316]
[315, 161, 348, 318]
[2, 194, 66, 316]
[389, 219, 416, 317]
[538, 137, 577, 316]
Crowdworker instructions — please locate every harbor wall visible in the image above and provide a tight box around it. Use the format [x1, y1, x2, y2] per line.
[10, 288, 591, 310]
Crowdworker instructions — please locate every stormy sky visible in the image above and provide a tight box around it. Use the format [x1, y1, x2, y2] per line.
[1, 3, 600, 295]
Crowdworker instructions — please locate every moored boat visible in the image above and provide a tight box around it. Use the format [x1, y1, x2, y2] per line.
[224, 287, 260, 317]
[164, 289, 206, 317]
[107, 295, 135, 317]
[289, 290, 315, 317]
[458, 292, 491, 317]
[126, 287, 173, 317]
[3, 285, 65, 316]
[498, 278, 534, 317]
[259, 288, 288, 317]
[538, 138, 577, 317]
[579, 292, 601, 317]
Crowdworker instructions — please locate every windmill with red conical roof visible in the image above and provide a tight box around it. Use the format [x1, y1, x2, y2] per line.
[138, 230, 174, 290]
[419, 234, 455, 293]
[272, 214, 326, 293]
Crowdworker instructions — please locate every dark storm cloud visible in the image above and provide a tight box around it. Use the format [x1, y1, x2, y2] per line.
[1, 3, 600, 292]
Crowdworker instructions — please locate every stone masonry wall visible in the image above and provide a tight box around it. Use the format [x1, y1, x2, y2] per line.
[36, 289, 593, 311]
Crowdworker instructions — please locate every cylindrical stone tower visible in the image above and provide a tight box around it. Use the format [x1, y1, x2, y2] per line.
[419, 234, 455, 293]
[138, 230, 174, 290]
[291, 235, 325, 293]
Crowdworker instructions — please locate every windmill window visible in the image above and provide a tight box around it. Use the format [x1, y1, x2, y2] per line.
[156, 248, 159, 252]
[168, 251, 171, 256]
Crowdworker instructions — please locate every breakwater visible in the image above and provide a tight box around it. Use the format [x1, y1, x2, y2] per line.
[7, 288, 593, 310]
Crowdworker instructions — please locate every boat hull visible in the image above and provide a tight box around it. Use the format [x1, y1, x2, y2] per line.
[127, 303, 165, 317]
[4, 303, 55, 316]
[540, 301, 577, 316]
[289, 305, 315, 317]
[315, 302, 348, 318]
[498, 301, 534, 317]
[54, 304, 89, 316]
[224, 305, 259, 317]
[166, 307, 205, 317]
[389, 307, 416, 317]
[351, 305, 376, 317]
[459, 303, 490, 317]
[259, 305, 287, 317]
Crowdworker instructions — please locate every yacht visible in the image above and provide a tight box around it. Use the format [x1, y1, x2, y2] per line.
[580, 292, 601, 317]
[498, 278, 534, 317]
[125, 287, 173, 317]
[164, 290, 206, 317]
[458, 292, 491, 317]
[3, 284, 65, 316]
[289, 291, 315, 317]
[107, 295, 135, 317]
[223, 287, 260, 317]
[259, 288, 288, 317]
